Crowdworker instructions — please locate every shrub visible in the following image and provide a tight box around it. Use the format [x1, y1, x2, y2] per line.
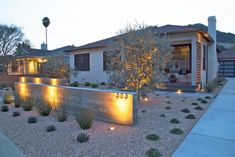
[12, 111, 20, 117]
[1, 105, 9, 112]
[55, 109, 68, 122]
[191, 102, 199, 106]
[77, 132, 89, 143]
[28, 116, 37, 123]
[100, 82, 106, 85]
[91, 83, 98, 88]
[36, 102, 51, 116]
[141, 110, 146, 113]
[70, 81, 79, 87]
[197, 98, 202, 101]
[185, 114, 196, 119]
[159, 113, 165, 117]
[205, 96, 211, 99]
[165, 106, 171, 110]
[194, 106, 203, 110]
[170, 128, 184, 135]
[166, 101, 171, 104]
[166, 96, 170, 98]
[170, 118, 180, 124]
[75, 108, 93, 130]
[182, 99, 185, 102]
[3, 93, 12, 104]
[146, 134, 160, 141]
[181, 108, 190, 113]
[201, 100, 208, 104]
[21, 97, 35, 111]
[145, 148, 161, 157]
[46, 125, 56, 132]
[84, 82, 91, 86]
[204, 81, 216, 92]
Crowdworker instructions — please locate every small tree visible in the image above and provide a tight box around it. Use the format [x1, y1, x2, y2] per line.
[106, 23, 172, 100]
[39, 54, 69, 78]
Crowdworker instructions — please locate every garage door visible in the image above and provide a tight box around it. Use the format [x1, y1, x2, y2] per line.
[219, 60, 235, 77]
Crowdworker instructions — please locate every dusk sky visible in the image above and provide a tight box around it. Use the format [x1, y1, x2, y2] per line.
[0, 0, 234, 50]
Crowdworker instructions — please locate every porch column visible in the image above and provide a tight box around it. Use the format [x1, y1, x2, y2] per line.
[191, 39, 197, 86]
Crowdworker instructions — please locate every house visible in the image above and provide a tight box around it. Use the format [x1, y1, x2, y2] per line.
[68, 16, 219, 87]
[218, 49, 235, 77]
[8, 43, 75, 76]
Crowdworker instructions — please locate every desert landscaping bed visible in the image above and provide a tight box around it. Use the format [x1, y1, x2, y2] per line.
[0, 90, 216, 157]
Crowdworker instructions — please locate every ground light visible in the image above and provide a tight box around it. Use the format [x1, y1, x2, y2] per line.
[109, 127, 115, 131]
[144, 97, 148, 101]
[176, 89, 182, 94]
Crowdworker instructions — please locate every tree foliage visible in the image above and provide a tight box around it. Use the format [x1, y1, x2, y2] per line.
[14, 39, 31, 55]
[0, 24, 24, 56]
[106, 23, 172, 100]
[39, 54, 69, 79]
[42, 17, 50, 28]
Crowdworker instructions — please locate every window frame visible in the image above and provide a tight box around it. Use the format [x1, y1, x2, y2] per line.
[74, 53, 90, 71]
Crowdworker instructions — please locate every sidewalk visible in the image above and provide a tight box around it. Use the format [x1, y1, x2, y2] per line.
[0, 132, 26, 157]
[172, 78, 235, 157]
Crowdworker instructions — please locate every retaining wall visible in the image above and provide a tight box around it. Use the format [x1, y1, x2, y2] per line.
[15, 82, 138, 125]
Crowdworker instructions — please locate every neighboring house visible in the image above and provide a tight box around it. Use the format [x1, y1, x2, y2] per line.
[8, 43, 75, 75]
[218, 49, 235, 77]
[68, 16, 219, 87]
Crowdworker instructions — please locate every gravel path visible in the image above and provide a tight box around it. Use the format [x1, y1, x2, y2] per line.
[0, 93, 214, 157]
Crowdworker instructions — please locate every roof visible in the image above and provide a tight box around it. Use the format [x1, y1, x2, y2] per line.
[15, 45, 76, 58]
[68, 24, 213, 52]
[218, 49, 235, 60]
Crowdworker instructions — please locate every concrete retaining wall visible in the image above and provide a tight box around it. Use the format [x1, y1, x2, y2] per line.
[15, 82, 138, 125]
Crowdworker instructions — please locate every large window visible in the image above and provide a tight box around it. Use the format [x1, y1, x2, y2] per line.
[74, 53, 90, 71]
[103, 51, 111, 71]
[166, 44, 191, 74]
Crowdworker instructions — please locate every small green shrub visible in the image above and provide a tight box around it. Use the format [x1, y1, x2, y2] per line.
[21, 97, 35, 111]
[204, 81, 217, 92]
[3, 93, 12, 104]
[181, 108, 190, 113]
[185, 114, 196, 119]
[75, 108, 93, 130]
[77, 132, 89, 143]
[70, 81, 79, 87]
[205, 96, 211, 99]
[191, 102, 199, 106]
[14, 93, 22, 108]
[170, 118, 180, 124]
[197, 98, 203, 101]
[182, 99, 185, 102]
[170, 128, 184, 135]
[91, 83, 98, 88]
[159, 113, 165, 117]
[46, 125, 56, 132]
[141, 110, 146, 113]
[194, 106, 203, 110]
[1, 105, 9, 112]
[166, 101, 171, 104]
[12, 111, 20, 117]
[201, 100, 208, 104]
[84, 82, 91, 86]
[166, 96, 170, 98]
[36, 102, 51, 116]
[146, 134, 160, 141]
[145, 148, 161, 157]
[100, 82, 106, 85]
[165, 106, 171, 110]
[28, 116, 37, 123]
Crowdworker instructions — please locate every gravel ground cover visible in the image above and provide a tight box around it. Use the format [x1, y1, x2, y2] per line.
[0, 92, 214, 157]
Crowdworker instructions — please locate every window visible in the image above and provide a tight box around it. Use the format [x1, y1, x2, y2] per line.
[203, 45, 207, 70]
[74, 53, 90, 71]
[103, 51, 111, 71]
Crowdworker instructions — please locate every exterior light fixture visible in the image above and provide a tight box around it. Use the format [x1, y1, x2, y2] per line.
[176, 89, 182, 94]
[109, 127, 115, 131]
[144, 97, 148, 101]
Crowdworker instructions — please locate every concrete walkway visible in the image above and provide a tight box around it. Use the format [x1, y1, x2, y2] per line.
[0, 132, 26, 157]
[172, 78, 235, 157]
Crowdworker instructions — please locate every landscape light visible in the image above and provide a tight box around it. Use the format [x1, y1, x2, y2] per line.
[176, 89, 182, 94]
[109, 127, 115, 131]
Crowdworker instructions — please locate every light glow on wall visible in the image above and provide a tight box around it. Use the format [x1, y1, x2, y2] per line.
[20, 77, 26, 83]
[18, 83, 29, 100]
[45, 86, 60, 109]
[28, 61, 35, 74]
[50, 79, 59, 86]
[34, 78, 41, 84]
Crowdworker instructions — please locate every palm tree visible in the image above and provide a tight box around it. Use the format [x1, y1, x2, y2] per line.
[42, 17, 50, 48]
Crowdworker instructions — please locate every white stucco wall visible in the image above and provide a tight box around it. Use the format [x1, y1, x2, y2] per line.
[70, 48, 108, 83]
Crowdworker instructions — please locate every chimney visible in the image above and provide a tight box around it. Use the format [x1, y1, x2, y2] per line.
[41, 42, 48, 50]
[207, 16, 218, 81]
